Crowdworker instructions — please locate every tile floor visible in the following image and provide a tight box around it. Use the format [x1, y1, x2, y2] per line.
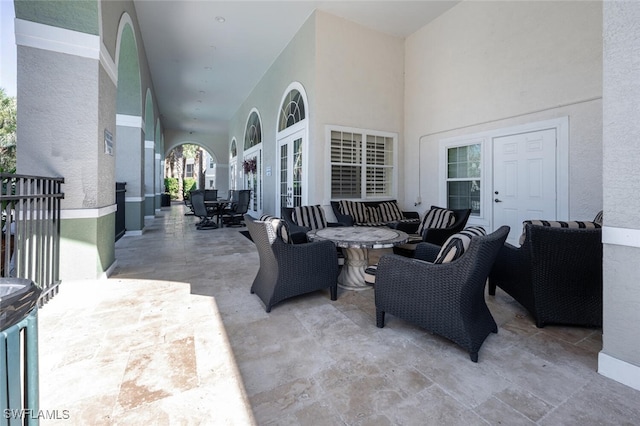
[37, 203, 640, 425]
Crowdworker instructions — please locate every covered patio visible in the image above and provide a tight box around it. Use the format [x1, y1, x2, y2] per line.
[37, 203, 640, 424]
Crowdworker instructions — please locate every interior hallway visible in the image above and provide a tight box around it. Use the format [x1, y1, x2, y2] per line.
[37, 203, 640, 425]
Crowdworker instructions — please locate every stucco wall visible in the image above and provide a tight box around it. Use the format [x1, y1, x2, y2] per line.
[17, 47, 102, 209]
[404, 1, 603, 219]
[228, 13, 316, 216]
[601, 0, 640, 379]
[314, 11, 405, 205]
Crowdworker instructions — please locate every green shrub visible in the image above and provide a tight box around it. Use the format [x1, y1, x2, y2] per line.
[183, 178, 197, 195]
[164, 178, 179, 199]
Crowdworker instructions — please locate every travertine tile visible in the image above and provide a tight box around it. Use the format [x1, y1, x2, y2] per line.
[36, 204, 640, 425]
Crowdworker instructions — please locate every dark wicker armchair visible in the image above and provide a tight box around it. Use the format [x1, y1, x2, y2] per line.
[245, 215, 339, 312]
[375, 226, 510, 362]
[488, 223, 603, 328]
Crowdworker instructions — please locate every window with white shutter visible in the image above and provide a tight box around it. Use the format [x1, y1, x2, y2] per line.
[329, 126, 397, 200]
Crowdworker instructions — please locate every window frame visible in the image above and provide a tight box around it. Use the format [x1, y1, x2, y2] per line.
[326, 125, 398, 201]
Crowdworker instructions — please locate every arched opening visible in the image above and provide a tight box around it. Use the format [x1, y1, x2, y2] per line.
[115, 16, 144, 234]
[164, 142, 218, 200]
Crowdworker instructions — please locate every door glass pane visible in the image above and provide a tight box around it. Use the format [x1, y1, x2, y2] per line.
[280, 144, 288, 209]
[293, 138, 302, 207]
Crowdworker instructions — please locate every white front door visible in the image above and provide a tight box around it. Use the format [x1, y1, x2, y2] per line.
[492, 128, 557, 245]
[277, 129, 304, 215]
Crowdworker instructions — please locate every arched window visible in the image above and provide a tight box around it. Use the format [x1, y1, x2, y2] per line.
[278, 89, 306, 131]
[244, 111, 262, 149]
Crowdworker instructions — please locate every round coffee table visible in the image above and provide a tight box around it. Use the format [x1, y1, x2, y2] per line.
[307, 227, 408, 290]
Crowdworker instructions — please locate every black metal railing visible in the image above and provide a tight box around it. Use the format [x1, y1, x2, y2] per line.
[115, 182, 126, 241]
[1, 173, 64, 305]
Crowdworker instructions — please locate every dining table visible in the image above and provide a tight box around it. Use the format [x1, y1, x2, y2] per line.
[204, 199, 230, 226]
[307, 226, 408, 290]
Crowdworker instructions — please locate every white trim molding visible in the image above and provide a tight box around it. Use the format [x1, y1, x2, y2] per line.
[15, 18, 99, 59]
[602, 226, 640, 248]
[125, 196, 145, 203]
[155, 153, 162, 160]
[100, 42, 117, 86]
[15, 18, 117, 86]
[145, 140, 155, 149]
[123, 230, 143, 237]
[117, 114, 143, 129]
[599, 352, 640, 391]
[60, 204, 117, 220]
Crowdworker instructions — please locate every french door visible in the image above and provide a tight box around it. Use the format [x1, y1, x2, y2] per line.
[278, 128, 305, 214]
[244, 148, 262, 216]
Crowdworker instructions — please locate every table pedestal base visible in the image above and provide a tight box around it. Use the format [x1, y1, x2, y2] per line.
[338, 248, 371, 291]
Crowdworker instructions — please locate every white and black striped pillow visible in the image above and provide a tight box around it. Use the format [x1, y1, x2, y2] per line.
[434, 226, 486, 264]
[518, 220, 602, 245]
[292, 205, 327, 230]
[339, 200, 369, 224]
[378, 201, 404, 222]
[417, 208, 455, 236]
[366, 206, 382, 224]
[594, 210, 603, 225]
[262, 216, 292, 244]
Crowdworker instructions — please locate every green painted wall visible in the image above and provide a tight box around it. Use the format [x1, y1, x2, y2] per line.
[116, 24, 142, 116]
[59, 213, 115, 280]
[125, 201, 144, 232]
[15, 0, 99, 35]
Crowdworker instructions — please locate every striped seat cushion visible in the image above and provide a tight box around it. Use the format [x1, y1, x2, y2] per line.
[292, 205, 327, 230]
[417, 208, 455, 236]
[339, 200, 369, 225]
[434, 226, 486, 264]
[519, 220, 602, 245]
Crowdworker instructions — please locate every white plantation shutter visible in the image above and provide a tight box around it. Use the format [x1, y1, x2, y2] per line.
[330, 127, 396, 200]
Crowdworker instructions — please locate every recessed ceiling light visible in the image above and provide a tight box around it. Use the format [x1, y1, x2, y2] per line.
[215, 16, 225, 23]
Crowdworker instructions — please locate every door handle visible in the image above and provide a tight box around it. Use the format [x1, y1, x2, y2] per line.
[494, 198, 503, 203]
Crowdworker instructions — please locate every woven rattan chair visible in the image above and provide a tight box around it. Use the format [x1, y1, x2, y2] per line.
[488, 223, 603, 328]
[375, 226, 509, 362]
[245, 214, 339, 312]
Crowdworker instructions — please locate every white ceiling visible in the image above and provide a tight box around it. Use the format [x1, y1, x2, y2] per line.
[133, 1, 458, 135]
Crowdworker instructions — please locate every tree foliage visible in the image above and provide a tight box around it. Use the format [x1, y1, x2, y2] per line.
[0, 88, 17, 173]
